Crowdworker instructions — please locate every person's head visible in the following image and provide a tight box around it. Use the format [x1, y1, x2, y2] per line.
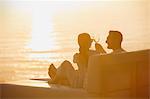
[106, 30, 123, 50]
[78, 33, 93, 50]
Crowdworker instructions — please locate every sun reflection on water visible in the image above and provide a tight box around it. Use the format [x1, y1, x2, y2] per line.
[27, 5, 58, 52]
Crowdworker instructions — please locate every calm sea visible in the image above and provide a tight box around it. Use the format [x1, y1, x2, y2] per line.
[0, 31, 79, 82]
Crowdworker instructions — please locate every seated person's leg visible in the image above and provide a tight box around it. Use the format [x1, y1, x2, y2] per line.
[48, 60, 76, 87]
[48, 64, 57, 80]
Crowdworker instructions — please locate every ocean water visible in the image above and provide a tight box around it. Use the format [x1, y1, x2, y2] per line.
[0, 1, 150, 82]
[0, 32, 79, 82]
[0, 31, 149, 82]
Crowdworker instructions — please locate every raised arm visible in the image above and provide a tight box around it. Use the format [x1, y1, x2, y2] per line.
[95, 43, 106, 54]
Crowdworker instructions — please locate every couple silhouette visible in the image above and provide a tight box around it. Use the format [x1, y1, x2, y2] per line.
[48, 30, 126, 88]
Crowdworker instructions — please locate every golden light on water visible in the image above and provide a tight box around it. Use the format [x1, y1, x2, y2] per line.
[27, 3, 55, 51]
[26, 2, 81, 51]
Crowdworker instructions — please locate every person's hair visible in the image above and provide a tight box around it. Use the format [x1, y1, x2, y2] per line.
[78, 33, 92, 48]
[109, 30, 123, 43]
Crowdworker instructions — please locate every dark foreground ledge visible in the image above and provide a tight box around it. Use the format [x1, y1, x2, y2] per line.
[0, 80, 90, 99]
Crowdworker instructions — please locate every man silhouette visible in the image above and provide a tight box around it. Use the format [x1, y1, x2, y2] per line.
[106, 30, 126, 53]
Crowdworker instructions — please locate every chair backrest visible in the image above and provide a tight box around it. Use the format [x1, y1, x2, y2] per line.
[85, 49, 149, 98]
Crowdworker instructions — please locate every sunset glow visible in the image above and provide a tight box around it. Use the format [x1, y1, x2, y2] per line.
[26, 3, 54, 51]
[26, 2, 81, 51]
[28, 6, 55, 51]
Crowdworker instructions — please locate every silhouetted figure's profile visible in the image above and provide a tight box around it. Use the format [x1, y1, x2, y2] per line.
[106, 30, 126, 53]
[48, 33, 105, 87]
